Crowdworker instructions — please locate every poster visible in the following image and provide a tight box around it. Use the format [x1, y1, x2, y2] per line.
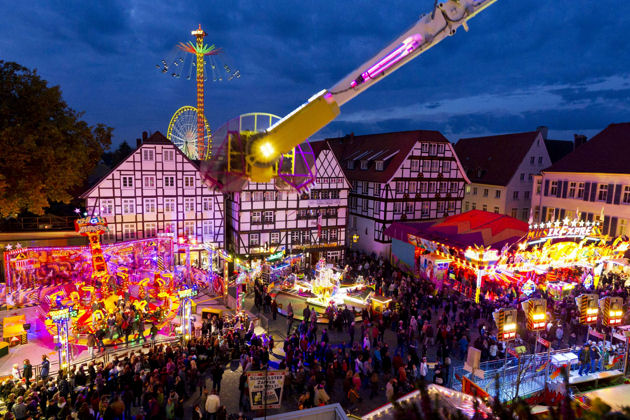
[247, 370, 286, 410]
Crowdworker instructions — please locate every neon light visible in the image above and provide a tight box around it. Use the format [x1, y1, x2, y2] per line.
[177, 288, 198, 299]
[351, 34, 422, 88]
[532, 313, 545, 321]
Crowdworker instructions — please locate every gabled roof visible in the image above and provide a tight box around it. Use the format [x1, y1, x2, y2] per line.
[385, 210, 529, 251]
[544, 139, 574, 163]
[80, 131, 201, 198]
[454, 131, 540, 186]
[307, 139, 351, 187]
[326, 130, 449, 183]
[544, 122, 630, 174]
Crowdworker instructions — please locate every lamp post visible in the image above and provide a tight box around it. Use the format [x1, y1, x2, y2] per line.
[177, 287, 198, 343]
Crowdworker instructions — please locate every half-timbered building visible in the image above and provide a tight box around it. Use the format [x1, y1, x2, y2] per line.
[328, 130, 469, 257]
[81, 131, 225, 266]
[225, 141, 350, 263]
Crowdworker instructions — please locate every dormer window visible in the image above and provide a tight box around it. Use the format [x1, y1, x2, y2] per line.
[360, 160, 368, 170]
[347, 161, 355, 170]
[375, 160, 384, 171]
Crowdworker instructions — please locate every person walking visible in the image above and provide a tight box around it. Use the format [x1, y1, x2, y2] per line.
[205, 390, 221, 420]
[578, 344, 591, 376]
[287, 302, 295, 334]
[22, 359, 32, 388]
[87, 332, 97, 358]
[40, 354, 49, 380]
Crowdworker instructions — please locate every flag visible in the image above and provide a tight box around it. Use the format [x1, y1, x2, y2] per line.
[550, 364, 566, 380]
[606, 355, 623, 370]
[536, 361, 549, 372]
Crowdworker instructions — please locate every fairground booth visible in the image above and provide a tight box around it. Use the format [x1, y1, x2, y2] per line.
[386, 210, 630, 302]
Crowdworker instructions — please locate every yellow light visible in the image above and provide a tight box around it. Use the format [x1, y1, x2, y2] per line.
[586, 308, 598, 315]
[532, 313, 545, 321]
[610, 310, 623, 317]
[185, 334, 190, 340]
[259, 142, 275, 158]
[504, 323, 516, 332]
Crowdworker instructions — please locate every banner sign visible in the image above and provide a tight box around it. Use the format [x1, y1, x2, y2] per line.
[507, 348, 519, 358]
[461, 376, 489, 399]
[246, 370, 286, 410]
[537, 337, 550, 348]
[589, 329, 605, 339]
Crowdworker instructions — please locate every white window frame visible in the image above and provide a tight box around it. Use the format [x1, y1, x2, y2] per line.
[421, 202, 430, 217]
[623, 186, 630, 204]
[164, 198, 176, 212]
[143, 176, 155, 188]
[143, 149, 154, 161]
[394, 202, 403, 214]
[550, 181, 558, 196]
[577, 182, 585, 199]
[597, 184, 609, 202]
[123, 224, 136, 240]
[100, 199, 114, 216]
[251, 211, 262, 224]
[122, 176, 133, 188]
[568, 182, 577, 198]
[122, 199, 135, 214]
[263, 211, 274, 223]
[270, 232, 280, 244]
[203, 220, 214, 237]
[183, 221, 195, 236]
[164, 176, 175, 188]
[184, 197, 195, 212]
[410, 160, 420, 171]
[145, 222, 157, 238]
[163, 149, 175, 161]
[203, 197, 212, 211]
[184, 176, 195, 188]
[144, 198, 156, 213]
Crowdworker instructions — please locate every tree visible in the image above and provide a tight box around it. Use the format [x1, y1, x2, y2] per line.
[101, 140, 133, 169]
[0, 61, 112, 217]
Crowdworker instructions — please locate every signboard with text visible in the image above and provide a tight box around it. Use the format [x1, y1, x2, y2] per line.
[246, 370, 286, 410]
[537, 337, 550, 348]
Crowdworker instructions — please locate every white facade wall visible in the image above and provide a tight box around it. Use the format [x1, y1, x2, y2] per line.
[532, 172, 630, 237]
[83, 142, 225, 248]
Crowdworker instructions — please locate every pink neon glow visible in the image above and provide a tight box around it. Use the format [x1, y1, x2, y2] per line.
[351, 34, 422, 87]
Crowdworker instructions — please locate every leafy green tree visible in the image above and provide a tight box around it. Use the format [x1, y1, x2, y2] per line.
[0, 60, 112, 217]
[101, 140, 133, 169]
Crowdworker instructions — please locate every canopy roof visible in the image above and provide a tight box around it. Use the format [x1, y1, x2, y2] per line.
[385, 210, 529, 251]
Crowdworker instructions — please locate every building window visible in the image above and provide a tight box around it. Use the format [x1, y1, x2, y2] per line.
[447, 201, 455, 212]
[291, 231, 300, 244]
[520, 173, 525, 181]
[253, 191, 264, 201]
[409, 181, 417, 194]
[597, 184, 609, 201]
[264, 211, 274, 223]
[347, 161, 355, 170]
[422, 160, 431, 171]
[165, 198, 176, 212]
[184, 198, 195, 212]
[122, 176, 133, 188]
[546, 207, 555, 221]
[464, 201, 469, 211]
[568, 182, 576, 198]
[465, 185, 471, 194]
[577, 182, 585, 199]
[301, 230, 310, 244]
[471, 202, 477, 210]
[494, 206, 499, 214]
[483, 189, 489, 197]
[202, 220, 213, 238]
[374, 184, 381, 197]
[421, 202, 430, 217]
[450, 182, 458, 193]
[143, 149, 154, 161]
[270, 232, 280, 244]
[394, 202, 403, 214]
[619, 219, 627, 236]
[249, 233, 260, 246]
[145, 223, 157, 238]
[264, 191, 275, 201]
[164, 176, 175, 188]
[429, 182, 436, 193]
[511, 208, 517, 218]
[437, 201, 445, 214]
[437, 144, 445, 154]
[472, 187, 478, 195]
[251, 211, 262, 223]
[330, 190, 340, 199]
[536, 180, 542, 195]
[362, 199, 368, 212]
[184, 221, 195, 236]
[144, 198, 156, 213]
[623, 186, 630, 204]
[374, 201, 381, 214]
[429, 144, 437, 155]
[521, 208, 529, 220]
[550, 181, 558, 196]
[184, 176, 195, 188]
[375, 161, 384, 171]
[513, 191, 519, 200]
[123, 224, 136, 240]
[420, 182, 428, 194]
[442, 161, 450, 172]
[530, 156, 535, 164]
[100, 199, 114, 216]
[431, 161, 440, 171]
[421, 143, 429, 153]
[524, 191, 530, 199]
[143, 176, 155, 188]
[405, 202, 414, 214]
[396, 182, 405, 194]
[410, 160, 419, 171]
[122, 199, 135, 214]
[203, 197, 212, 211]
[528, 174, 533, 181]
[440, 182, 448, 193]
[538, 156, 543, 165]
[165, 222, 176, 234]
[495, 190, 501, 199]
[482, 204, 487, 212]
[330, 229, 338, 241]
[360, 160, 368, 170]
[320, 229, 329, 242]
[164, 150, 175, 161]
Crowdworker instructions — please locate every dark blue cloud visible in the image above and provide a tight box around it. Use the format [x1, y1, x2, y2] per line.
[1, 0, 629, 148]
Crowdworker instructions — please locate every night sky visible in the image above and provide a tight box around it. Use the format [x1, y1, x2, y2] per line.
[2, 0, 629, 148]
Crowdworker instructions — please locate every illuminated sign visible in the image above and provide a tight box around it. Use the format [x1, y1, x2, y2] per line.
[49, 308, 71, 322]
[521, 279, 536, 296]
[177, 288, 198, 299]
[266, 249, 285, 262]
[464, 246, 499, 264]
[219, 250, 233, 262]
[75, 216, 108, 235]
[527, 219, 601, 242]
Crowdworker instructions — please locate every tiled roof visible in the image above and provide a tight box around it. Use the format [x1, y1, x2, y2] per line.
[544, 123, 630, 174]
[544, 139, 574, 163]
[326, 130, 449, 183]
[142, 131, 171, 145]
[454, 131, 540, 186]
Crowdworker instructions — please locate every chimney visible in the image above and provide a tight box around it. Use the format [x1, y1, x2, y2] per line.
[536, 126, 548, 140]
[574, 134, 587, 149]
[142, 131, 148, 141]
[136, 138, 142, 148]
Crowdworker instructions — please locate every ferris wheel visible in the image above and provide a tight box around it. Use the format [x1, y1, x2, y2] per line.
[167, 106, 212, 160]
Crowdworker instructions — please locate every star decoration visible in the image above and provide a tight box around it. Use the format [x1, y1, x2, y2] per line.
[15, 243, 22, 249]
[533, 224, 538, 229]
[554, 220, 561, 228]
[571, 220, 578, 227]
[563, 217, 570, 225]
[74, 208, 81, 214]
[579, 221, 585, 227]
[5, 244, 12, 250]
[546, 222, 552, 228]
